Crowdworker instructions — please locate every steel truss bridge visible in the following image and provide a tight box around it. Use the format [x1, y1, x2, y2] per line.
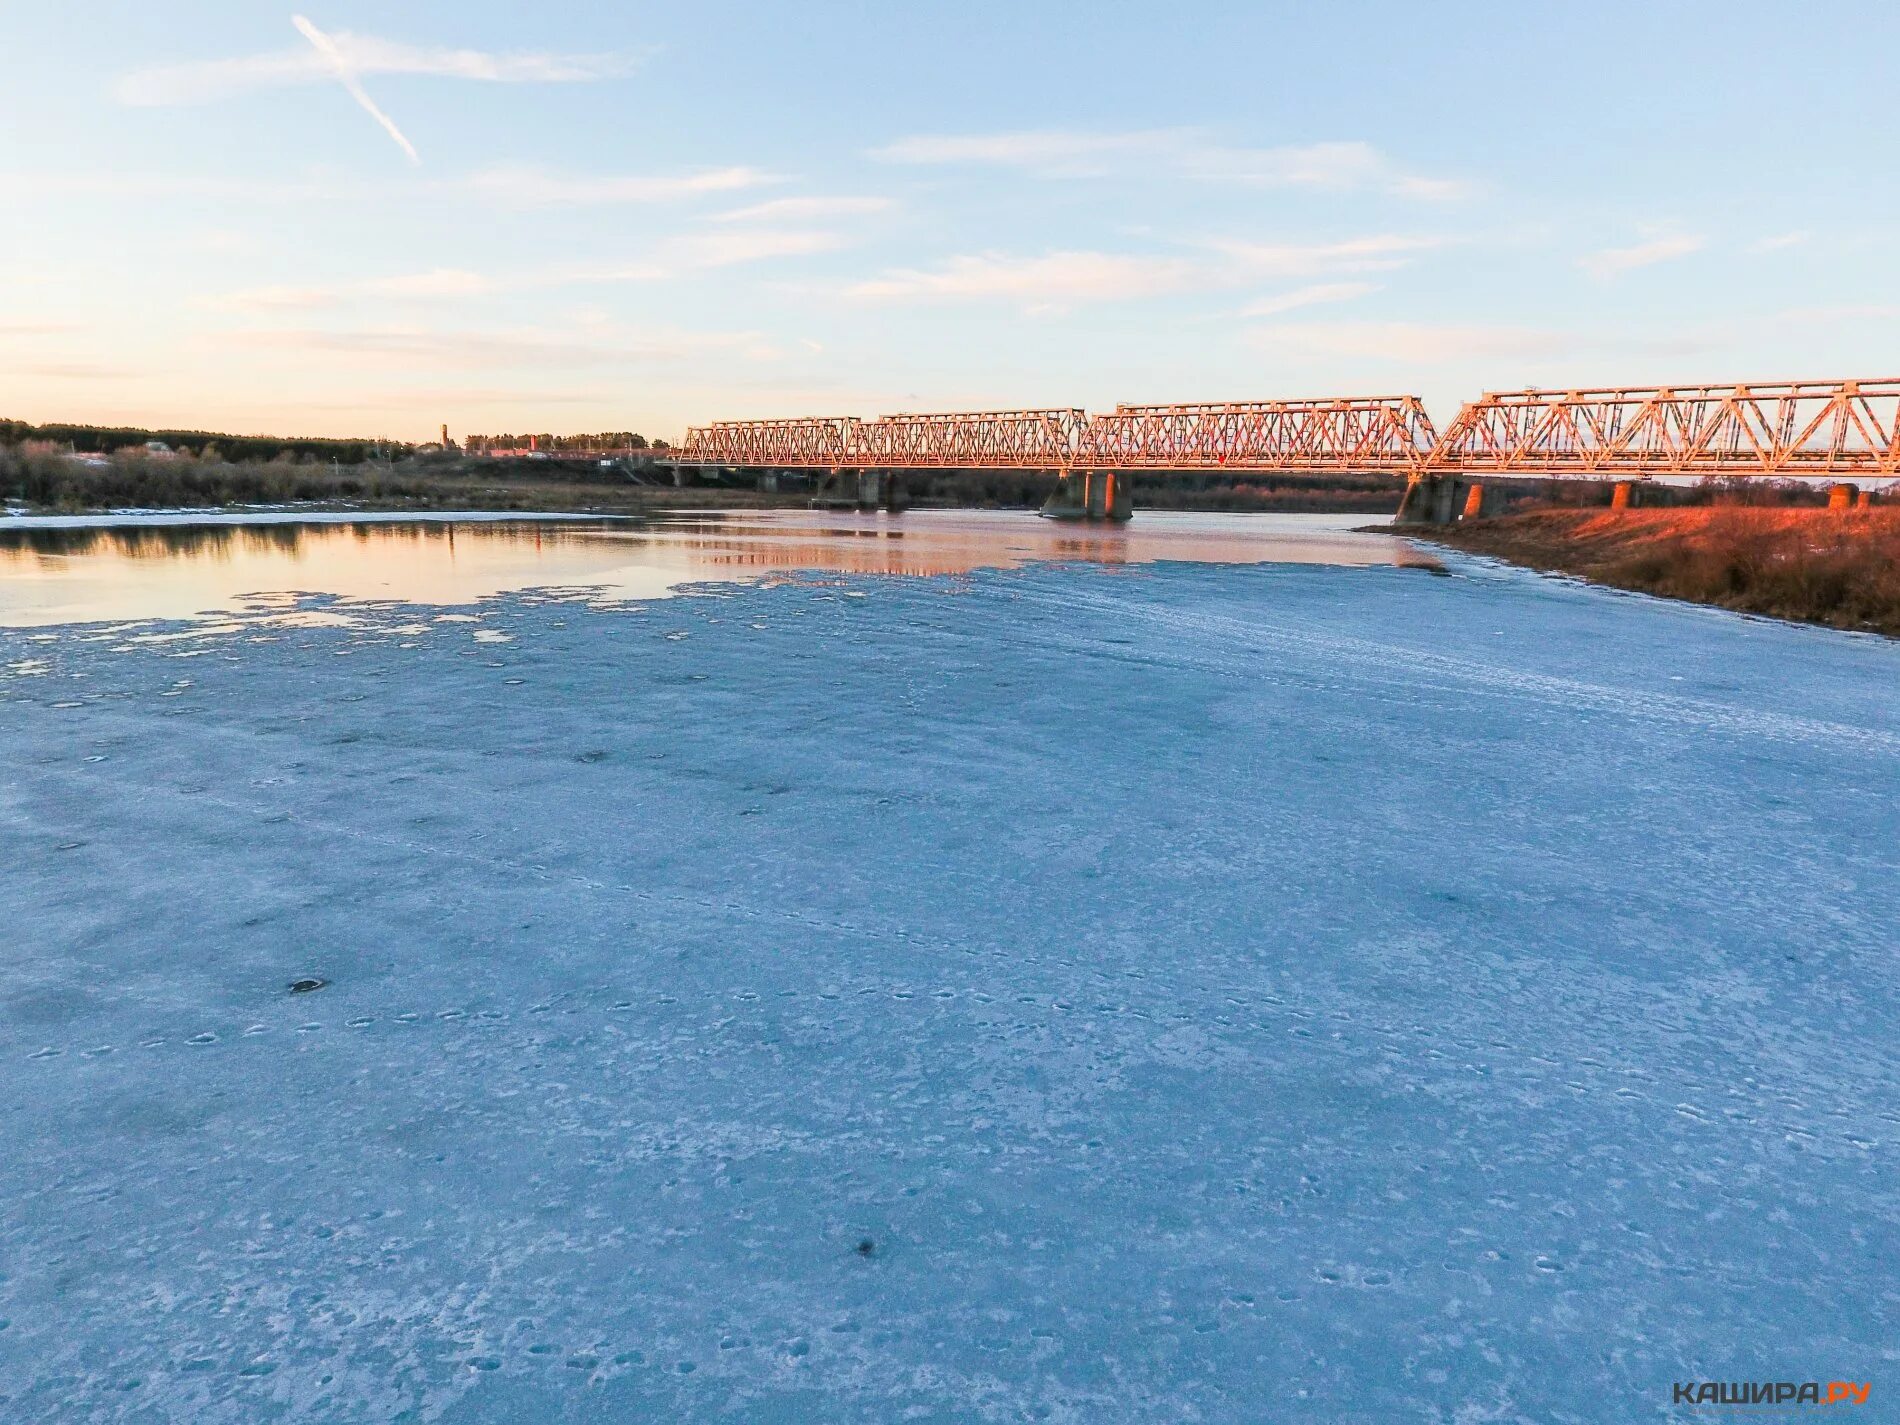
[673, 379, 1900, 482]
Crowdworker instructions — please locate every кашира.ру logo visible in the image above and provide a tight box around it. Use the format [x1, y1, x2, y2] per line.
[1672, 1381, 1870, 1408]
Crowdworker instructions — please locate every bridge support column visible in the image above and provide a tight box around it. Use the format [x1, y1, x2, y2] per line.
[1829, 482, 1859, 510]
[1040, 469, 1132, 522]
[1858, 488, 1876, 509]
[813, 467, 879, 510]
[1611, 480, 1639, 511]
[1458, 482, 1506, 520]
[846, 468, 908, 512]
[1395, 475, 1460, 525]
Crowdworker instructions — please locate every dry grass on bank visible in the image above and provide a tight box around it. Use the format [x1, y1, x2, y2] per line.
[0, 443, 819, 516]
[1424, 505, 1900, 636]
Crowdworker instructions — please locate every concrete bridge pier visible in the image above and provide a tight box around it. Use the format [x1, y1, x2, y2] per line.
[1829, 482, 1860, 510]
[1395, 474, 1462, 525]
[1459, 482, 1507, 519]
[1611, 480, 1640, 510]
[812, 468, 908, 512]
[884, 470, 911, 513]
[812, 466, 862, 509]
[1040, 469, 1133, 521]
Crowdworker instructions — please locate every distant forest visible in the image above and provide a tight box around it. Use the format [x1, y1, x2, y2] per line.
[0, 418, 406, 465]
[0, 420, 684, 463]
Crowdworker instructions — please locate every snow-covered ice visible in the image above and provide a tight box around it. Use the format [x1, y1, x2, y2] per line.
[1, 526, 1896, 1422]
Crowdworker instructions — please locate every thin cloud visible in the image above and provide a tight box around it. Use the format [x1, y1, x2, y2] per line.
[1240, 282, 1379, 318]
[1194, 141, 1447, 194]
[1774, 302, 1900, 323]
[0, 164, 779, 210]
[665, 228, 851, 268]
[1, 360, 140, 380]
[868, 128, 1467, 198]
[226, 324, 786, 369]
[1578, 234, 1703, 281]
[218, 269, 496, 312]
[869, 128, 1182, 173]
[456, 164, 781, 206]
[1748, 231, 1811, 254]
[1207, 234, 1446, 278]
[293, 16, 420, 166]
[1245, 319, 1712, 365]
[215, 231, 848, 314]
[1247, 320, 1575, 363]
[0, 170, 347, 202]
[1389, 175, 1475, 202]
[847, 250, 1203, 303]
[540, 226, 856, 285]
[118, 23, 633, 106]
[712, 196, 894, 223]
[847, 234, 1441, 306]
[561, 220, 865, 280]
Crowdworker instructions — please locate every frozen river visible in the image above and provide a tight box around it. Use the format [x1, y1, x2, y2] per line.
[1, 511, 1895, 1422]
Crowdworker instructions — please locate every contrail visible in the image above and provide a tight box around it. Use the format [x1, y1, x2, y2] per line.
[292, 14, 421, 165]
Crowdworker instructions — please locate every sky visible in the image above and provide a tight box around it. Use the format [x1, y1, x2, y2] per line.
[2, 0, 1897, 443]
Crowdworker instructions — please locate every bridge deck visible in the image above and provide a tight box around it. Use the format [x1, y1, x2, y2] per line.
[673, 379, 1900, 480]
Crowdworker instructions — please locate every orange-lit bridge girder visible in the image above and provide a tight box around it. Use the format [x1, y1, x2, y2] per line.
[676, 397, 1438, 474]
[674, 378, 1900, 481]
[1087, 397, 1437, 472]
[1429, 379, 1900, 478]
[678, 410, 1092, 470]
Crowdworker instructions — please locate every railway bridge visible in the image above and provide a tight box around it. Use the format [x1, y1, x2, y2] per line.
[667, 378, 1900, 522]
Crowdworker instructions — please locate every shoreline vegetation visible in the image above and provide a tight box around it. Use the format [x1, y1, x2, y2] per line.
[1402, 506, 1900, 637]
[0, 429, 1403, 518]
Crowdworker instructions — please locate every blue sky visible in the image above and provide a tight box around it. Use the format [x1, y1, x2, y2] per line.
[2, 0, 1895, 441]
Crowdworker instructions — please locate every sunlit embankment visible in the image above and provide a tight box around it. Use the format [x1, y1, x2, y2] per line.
[1414, 505, 1900, 636]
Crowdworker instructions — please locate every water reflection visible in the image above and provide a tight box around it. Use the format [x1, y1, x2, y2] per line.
[0, 510, 1435, 627]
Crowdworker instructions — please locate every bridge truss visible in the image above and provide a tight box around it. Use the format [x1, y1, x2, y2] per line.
[1433, 380, 1900, 478]
[672, 379, 1900, 481]
[677, 398, 1437, 474]
[1087, 398, 1436, 472]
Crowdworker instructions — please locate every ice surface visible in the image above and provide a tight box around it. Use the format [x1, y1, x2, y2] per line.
[1, 547, 1896, 1423]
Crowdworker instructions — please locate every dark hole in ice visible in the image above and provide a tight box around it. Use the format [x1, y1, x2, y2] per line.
[855, 1238, 876, 1257]
[289, 978, 329, 995]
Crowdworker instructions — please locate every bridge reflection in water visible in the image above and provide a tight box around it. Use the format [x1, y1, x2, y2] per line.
[0, 511, 1440, 628]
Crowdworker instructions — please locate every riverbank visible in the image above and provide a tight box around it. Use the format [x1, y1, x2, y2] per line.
[1, 445, 1404, 518]
[1, 468, 811, 518]
[1403, 506, 1900, 636]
